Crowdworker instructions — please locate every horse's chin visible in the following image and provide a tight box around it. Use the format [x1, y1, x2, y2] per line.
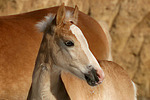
[84, 75, 102, 86]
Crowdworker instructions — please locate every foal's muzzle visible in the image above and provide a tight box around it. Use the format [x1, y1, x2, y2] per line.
[84, 68, 104, 86]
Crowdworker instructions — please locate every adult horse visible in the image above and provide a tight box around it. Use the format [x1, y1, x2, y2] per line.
[0, 4, 136, 100]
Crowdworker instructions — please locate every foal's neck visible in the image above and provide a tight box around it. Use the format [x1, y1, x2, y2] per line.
[29, 34, 70, 100]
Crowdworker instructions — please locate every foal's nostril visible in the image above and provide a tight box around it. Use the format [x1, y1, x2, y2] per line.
[91, 69, 99, 83]
[88, 65, 92, 68]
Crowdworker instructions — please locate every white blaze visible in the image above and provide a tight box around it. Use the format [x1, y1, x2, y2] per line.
[70, 24, 102, 70]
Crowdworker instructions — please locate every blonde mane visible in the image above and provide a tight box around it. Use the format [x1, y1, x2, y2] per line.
[36, 14, 55, 32]
[36, 11, 76, 33]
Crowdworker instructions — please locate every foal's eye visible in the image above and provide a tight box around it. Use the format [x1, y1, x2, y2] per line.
[64, 40, 74, 47]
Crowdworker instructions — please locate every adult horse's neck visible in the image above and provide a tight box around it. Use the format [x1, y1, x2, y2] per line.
[28, 34, 70, 100]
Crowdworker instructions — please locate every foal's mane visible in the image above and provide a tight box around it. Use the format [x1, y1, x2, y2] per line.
[36, 11, 75, 33]
[36, 14, 55, 32]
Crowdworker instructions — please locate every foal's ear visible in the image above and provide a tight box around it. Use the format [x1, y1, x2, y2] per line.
[72, 5, 79, 23]
[56, 3, 66, 26]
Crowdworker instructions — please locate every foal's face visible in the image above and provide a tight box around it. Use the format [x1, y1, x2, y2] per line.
[39, 4, 105, 86]
[52, 22, 104, 86]
[53, 23, 94, 78]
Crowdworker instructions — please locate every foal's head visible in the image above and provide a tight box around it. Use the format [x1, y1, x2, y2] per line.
[37, 4, 104, 86]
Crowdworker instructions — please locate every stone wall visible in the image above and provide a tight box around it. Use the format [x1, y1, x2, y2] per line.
[0, 0, 150, 99]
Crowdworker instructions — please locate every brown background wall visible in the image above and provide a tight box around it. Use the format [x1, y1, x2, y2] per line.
[0, 0, 150, 100]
